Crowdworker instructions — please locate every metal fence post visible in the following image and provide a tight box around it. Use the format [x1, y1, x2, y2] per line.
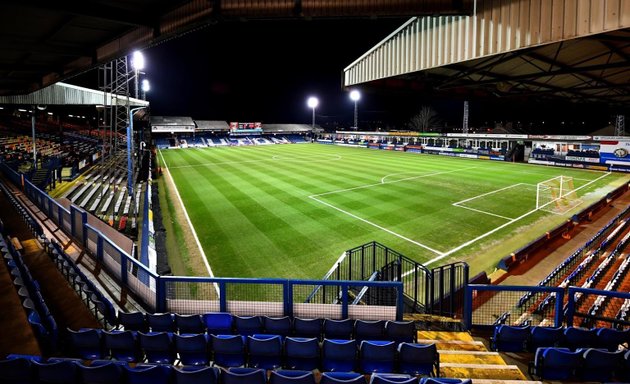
[341, 283, 349, 319]
[219, 281, 227, 312]
[284, 280, 293, 317]
[156, 276, 166, 313]
[564, 287, 574, 327]
[463, 285, 472, 330]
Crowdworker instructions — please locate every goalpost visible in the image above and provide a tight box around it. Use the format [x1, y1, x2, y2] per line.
[536, 175, 581, 214]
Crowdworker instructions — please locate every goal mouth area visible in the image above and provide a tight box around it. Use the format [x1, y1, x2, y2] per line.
[536, 175, 583, 214]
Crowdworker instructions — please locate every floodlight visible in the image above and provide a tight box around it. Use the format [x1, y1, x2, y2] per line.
[307, 96, 319, 109]
[142, 79, 150, 92]
[132, 51, 145, 70]
[350, 90, 361, 101]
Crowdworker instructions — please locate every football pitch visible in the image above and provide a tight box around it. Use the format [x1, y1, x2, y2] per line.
[158, 144, 629, 279]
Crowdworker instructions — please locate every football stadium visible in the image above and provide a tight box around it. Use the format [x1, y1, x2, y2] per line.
[0, 1, 630, 384]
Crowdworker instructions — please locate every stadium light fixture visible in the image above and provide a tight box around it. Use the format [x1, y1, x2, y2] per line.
[307, 96, 319, 129]
[350, 90, 361, 130]
[131, 51, 145, 99]
[141, 79, 150, 100]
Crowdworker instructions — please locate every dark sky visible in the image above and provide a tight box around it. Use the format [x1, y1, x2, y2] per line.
[143, 18, 407, 125]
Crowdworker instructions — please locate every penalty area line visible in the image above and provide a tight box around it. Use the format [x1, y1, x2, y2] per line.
[158, 149, 220, 297]
[308, 195, 444, 256]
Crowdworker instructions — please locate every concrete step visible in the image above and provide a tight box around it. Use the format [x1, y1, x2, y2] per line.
[417, 331, 475, 342]
[438, 350, 506, 365]
[418, 339, 488, 351]
[440, 363, 526, 380]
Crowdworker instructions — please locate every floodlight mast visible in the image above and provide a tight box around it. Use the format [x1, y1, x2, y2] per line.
[350, 90, 360, 130]
[141, 79, 150, 100]
[307, 96, 319, 129]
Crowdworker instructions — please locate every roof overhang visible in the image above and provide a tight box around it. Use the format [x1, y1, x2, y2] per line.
[0, 82, 149, 106]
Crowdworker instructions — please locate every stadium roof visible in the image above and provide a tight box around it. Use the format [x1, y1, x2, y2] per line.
[195, 120, 230, 131]
[344, 0, 630, 106]
[0, 82, 149, 106]
[0, 0, 472, 97]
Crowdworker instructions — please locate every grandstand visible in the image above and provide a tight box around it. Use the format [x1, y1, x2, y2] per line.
[1, 1, 630, 383]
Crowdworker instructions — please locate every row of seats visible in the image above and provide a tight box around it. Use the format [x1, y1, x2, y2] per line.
[490, 324, 630, 352]
[529, 347, 630, 382]
[0, 355, 466, 384]
[2, 235, 58, 354]
[0, 181, 43, 237]
[115, 312, 416, 343]
[67, 328, 440, 376]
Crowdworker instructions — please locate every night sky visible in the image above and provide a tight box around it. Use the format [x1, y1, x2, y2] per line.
[143, 18, 407, 125]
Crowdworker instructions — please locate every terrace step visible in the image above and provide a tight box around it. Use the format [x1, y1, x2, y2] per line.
[440, 363, 526, 380]
[438, 350, 506, 365]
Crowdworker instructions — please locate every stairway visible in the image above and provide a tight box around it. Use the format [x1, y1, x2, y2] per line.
[417, 330, 541, 383]
[31, 168, 49, 189]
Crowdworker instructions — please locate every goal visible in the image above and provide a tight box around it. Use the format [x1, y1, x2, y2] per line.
[536, 176, 581, 214]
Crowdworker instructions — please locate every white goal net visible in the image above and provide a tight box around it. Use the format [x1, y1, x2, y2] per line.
[536, 175, 582, 214]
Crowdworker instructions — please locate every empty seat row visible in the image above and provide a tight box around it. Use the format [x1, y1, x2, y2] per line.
[0, 355, 464, 384]
[529, 347, 630, 382]
[490, 324, 630, 352]
[116, 312, 416, 343]
[67, 328, 439, 375]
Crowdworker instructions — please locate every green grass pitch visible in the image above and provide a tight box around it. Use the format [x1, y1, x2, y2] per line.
[158, 144, 629, 279]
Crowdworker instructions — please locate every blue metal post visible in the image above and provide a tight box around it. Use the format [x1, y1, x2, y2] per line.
[341, 284, 349, 319]
[565, 288, 574, 327]
[156, 276, 166, 313]
[219, 282, 227, 312]
[284, 280, 293, 317]
[463, 286, 472, 330]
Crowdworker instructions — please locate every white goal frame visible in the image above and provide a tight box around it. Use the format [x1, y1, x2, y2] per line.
[536, 175, 581, 213]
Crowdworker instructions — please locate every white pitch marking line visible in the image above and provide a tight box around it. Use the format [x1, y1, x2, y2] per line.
[170, 154, 342, 169]
[423, 171, 613, 267]
[454, 205, 515, 220]
[158, 149, 220, 296]
[308, 195, 444, 256]
[314, 166, 479, 198]
[452, 183, 528, 205]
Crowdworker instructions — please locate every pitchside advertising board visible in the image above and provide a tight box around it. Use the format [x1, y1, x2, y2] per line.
[599, 140, 630, 166]
[230, 122, 263, 135]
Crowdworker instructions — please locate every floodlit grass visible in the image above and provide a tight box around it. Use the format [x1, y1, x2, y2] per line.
[159, 144, 629, 278]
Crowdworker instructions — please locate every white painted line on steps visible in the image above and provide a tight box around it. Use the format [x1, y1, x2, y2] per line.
[438, 350, 500, 355]
[440, 363, 521, 370]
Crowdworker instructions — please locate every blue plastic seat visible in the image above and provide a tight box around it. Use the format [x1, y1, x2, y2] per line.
[103, 330, 142, 362]
[0, 356, 35, 384]
[269, 370, 316, 384]
[263, 316, 292, 337]
[358, 340, 396, 373]
[490, 324, 530, 352]
[247, 334, 283, 369]
[320, 371, 366, 384]
[211, 334, 246, 368]
[293, 317, 323, 339]
[77, 360, 124, 384]
[147, 313, 176, 333]
[562, 327, 598, 350]
[173, 365, 219, 384]
[175, 314, 205, 334]
[284, 336, 320, 370]
[123, 363, 173, 384]
[528, 326, 563, 351]
[234, 315, 263, 336]
[369, 373, 416, 384]
[354, 320, 386, 342]
[596, 327, 630, 351]
[579, 347, 624, 382]
[324, 319, 354, 340]
[118, 311, 148, 333]
[221, 367, 267, 384]
[384, 320, 415, 343]
[32, 358, 78, 384]
[322, 339, 357, 372]
[175, 333, 210, 366]
[397, 342, 439, 377]
[529, 347, 581, 380]
[67, 328, 104, 360]
[204, 312, 233, 335]
[138, 331, 175, 364]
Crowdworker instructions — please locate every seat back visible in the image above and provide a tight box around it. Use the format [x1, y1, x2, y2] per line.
[234, 316, 263, 336]
[33, 359, 78, 384]
[0, 356, 35, 384]
[175, 314, 206, 334]
[175, 333, 210, 366]
[323, 319, 354, 340]
[139, 332, 175, 364]
[263, 316, 292, 337]
[203, 312, 233, 335]
[221, 367, 267, 384]
[293, 318, 322, 340]
[596, 327, 630, 351]
[369, 373, 416, 384]
[284, 337, 320, 371]
[147, 313, 176, 333]
[118, 311, 148, 333]
[247, 335, 283, 370]
[78, 361, 123, 384]
[211, 334, 245, 368]
[580, 348, 623, 382]
[123, 364, 173, 384]
[491, 325, 529, 352]
[397, 342, 439, 376]
[269, 370, 316, 384]
[320, 372, 366, 384]
[354, 320, 386, 342]
[359, 340, 396, 374]
[532, 347, 581, 380]
[322, 339, 357, 372]
[103, 330, 142, 362]
[67, 328, 104, 360]
[528, 326, 563, 351]
[384, 320, 415, 343]
[173, 366, 219, 384]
